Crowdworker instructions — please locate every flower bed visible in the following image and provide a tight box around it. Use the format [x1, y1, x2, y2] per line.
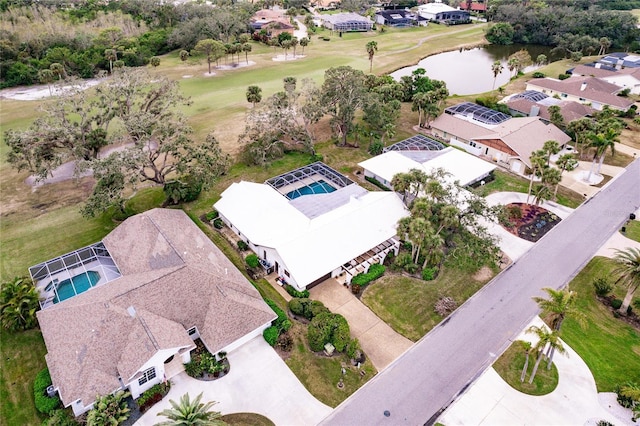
[183, 339, 230, 381]
[502, 203, 561, 242]
[136, 382, 170, 413]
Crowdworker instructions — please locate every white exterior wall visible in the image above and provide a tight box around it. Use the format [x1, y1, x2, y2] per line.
[602, 75, 640, 95]
[218, 321, 273, 354]
[525, 82, 626, 111]
[127, 346, 191, 399]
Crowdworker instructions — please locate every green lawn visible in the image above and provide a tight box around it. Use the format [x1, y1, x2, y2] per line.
[284, 322, 377, 407]
[493, 340, 559, 396]
[560, 257, 640, 392]
[0, 329, 48, 426]
[470, 170, 585, 209]
[361, 266, 494, 342]
[622, 220, 640, 243]
[220, 412, 275, 426]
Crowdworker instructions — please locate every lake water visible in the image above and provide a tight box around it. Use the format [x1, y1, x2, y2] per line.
[390, 44, 558, 96]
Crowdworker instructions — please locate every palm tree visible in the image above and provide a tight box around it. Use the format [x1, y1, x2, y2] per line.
[299, 37, 310, 55]
[156, 392, 225, 426]
[554, 154, 577, 198]
[542, 140, 560, 166]
[180, 50, 190, 62]
[567, 118, 595, 159]
[542, 328, 566, 371]
[541, 167, 562, 201]
[598, 37, 611, 56]
[245, 85, 262, 108]
[586, 129, 618, 182]
[242, 43, 252, 64]
[526, 150, 546, 204]
[49, 62, 65, 80]
[612, 247, 640, 314]
[366, 41, 378, 73]
[532, 287, 587, 332]
[38, 69, 55, 96]
[519, 340, 532, 383]
[526, 325, 552, 383]
[391, 173, 411, 203]
[0, 277, 40, 332]
[86, 390, 130, 426]
[290, 37, 299, 57]
[532, 183, 552, 206]
[507, 57, 519, 78]
[491, 60, 503, 89]
[104, 49, 117, 74]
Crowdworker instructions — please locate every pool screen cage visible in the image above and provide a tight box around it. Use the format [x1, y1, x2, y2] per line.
[445, 102, 511, 125]
[384, 134, 445, 152]
[266, 162, 354, 195]
[29, 242, 121, 308]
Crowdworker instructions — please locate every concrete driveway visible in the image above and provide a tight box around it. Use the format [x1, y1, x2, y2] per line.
[135, 336, 331, 426]
[310, 279, 413, 372]
[438, 317, 628, 425]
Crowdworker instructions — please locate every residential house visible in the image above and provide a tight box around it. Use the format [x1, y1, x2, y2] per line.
[375, 9, 428, 27]
[214, 162, 407, 290]
[358, 136, 496, 189]
[34, 209, 276, 416]
[598, 52, 640, 70]
[571, 63, 640, 95]
[458, 1, 487, 12]
[429, 103, 571, 174]
[321, 12, 373, 32]
[504, 90, 595, 123]
[417, 2, 471, 24]
[525, 76, 634, 112]
[251, 8, 295, 37]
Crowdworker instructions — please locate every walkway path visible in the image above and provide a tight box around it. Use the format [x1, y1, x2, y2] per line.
[439, 317, 625, 425]
[320, 159, 640, 425]
[135, 336, 331, 426]
[310, 279, 413, 372]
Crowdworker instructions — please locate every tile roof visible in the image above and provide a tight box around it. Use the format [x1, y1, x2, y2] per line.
[38, 209, 276, 408]
[526, 76, 634, 109]
[505, 97, 594, 123]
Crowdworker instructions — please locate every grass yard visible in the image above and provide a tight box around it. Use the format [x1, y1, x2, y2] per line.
[492, 340, 559, 396]
[220, 412, 275, 426]
[361, 266, 495, 342]
[0, 329, 48, 426]
[470, 170, 585, 209]
[284, 322, 377, 407]
[621, 220, 640, 243]
[560, 257, 640, 392]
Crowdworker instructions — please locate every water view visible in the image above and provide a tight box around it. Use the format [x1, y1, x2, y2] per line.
[391, 44, 559, 96]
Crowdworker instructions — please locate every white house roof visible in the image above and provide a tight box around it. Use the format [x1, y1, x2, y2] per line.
[418, 2, 457, 13]
[359, 147, 496, 187]
[215, 182, 408, 286]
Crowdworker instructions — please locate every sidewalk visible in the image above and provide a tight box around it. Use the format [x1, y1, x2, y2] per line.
[310, 278, 413, 371]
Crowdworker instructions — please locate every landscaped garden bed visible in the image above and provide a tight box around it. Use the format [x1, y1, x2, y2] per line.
[183, 339, 230, 381]
[135, 382, 171, 413]
[502, 203, 561, 242]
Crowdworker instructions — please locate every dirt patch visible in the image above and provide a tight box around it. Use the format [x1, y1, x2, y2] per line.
[473, 266, 493, 282]
[0, 78, 104, 101]
[598, 295, 640, 330]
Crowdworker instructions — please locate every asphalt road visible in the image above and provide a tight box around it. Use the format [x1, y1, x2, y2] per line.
[320, 159, 640, 426]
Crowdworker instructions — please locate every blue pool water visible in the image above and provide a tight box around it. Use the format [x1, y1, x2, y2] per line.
[54, 271, 101, 303]
[286, 180, 336, 200]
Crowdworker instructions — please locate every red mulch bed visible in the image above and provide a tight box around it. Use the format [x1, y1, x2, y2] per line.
[502, 203, 562, 243]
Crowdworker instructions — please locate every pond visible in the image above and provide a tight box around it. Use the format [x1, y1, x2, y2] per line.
[390, 44, 559, 96]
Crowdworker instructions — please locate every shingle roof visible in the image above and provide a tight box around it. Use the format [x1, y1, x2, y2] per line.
[505, 97, 594, 123]
[38, 209, 276, 407]
[526, 76, 634, 109]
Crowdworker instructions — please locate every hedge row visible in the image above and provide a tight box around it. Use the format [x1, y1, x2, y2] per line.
[284, 284, 309, 299]
[263, 326, 279, 346]
[288, 298, 329, 321]
[351, 264, 385, 286]
[263, 299, 291, 346]
[34, 368, 61, 415]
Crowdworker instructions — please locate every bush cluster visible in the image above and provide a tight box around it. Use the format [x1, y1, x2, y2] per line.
[288, 298, 329, 320]
[263, 326, 279, 346]
[532, 71, 546, 78]
[136, 382, 170, 413]
[43, 409, 78, 426]
[163, 177, 202, 205]
[422, 267, 438, 281]
[205, 211, 219, 221]
[593, 277, 612, 296]
[34, 368, 61, 415]
[351, 264, 385, 286]
[213, 218, 224, 229]
[265, 298, 291, 331]
[307, 312, 351, 352]
[237, 240, 249, 251]
[611, 299, 623, 310]
[365, 176, 392, 191]
[284, 284, 310, 299]
[245, 254, 259, 268]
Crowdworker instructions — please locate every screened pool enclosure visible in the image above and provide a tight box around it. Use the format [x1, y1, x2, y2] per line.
[30, 242, 121, 309]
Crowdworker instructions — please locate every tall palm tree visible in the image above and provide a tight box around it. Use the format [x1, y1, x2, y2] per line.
[532, 287, 587, 332]
[299, 37, 310, 55]
[612, 247, 640, 314]
[554, 154, 577, 198]
[586, 128, 618, 182]
[0, 277, 40, 332]
[541, 167, 561, 201]
[366, 41, 378, 73]
[519, 340, 532, 383]
[156, 392, 225, 426]
[491, 60, 503, 89]
[526, 150, 546, 204]
[391, 173, 411, 203]
[104, 49, 117, 74]
[526, 325, 552, 383]
[542, 140, 560, 166]
[245, 85, 262, 108]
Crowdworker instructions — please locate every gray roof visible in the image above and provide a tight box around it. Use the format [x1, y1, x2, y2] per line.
[290, 184, 368, 219]
[38, 209, 276, 408]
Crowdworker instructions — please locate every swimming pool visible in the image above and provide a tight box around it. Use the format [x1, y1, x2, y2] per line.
[286, 180, 336, 200]
[53, 271, 101, 303]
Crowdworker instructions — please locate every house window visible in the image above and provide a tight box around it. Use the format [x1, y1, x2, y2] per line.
[284, 270, 290, 278]
[579, 97, 585, 101]
[138, 367, 156, 386]
[470, 141, 477, 147]
[188, 326, 197, 336]
[561, 93, 567, 98]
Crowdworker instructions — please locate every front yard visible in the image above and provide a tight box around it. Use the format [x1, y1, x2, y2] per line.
[361, 265, 495, 342]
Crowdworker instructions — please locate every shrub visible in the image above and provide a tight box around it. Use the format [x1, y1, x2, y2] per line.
[43, 409, 79, 426]
[213, 218, 224, 229]
[245, 254, 259, 268]
[394, 252, 412, 269]
[307, 312, 350, 352]
[163, 176, 203, 205]
[184, 361, 203, 378]
[365, 176, 392, 191]
[351, 283, 361, 294]
[532, 71, 545, 78]
[346, 339, 360, 359]
[422, 267, 437, 281]
[288, 298, 305, 316]
[34, 368, 61, 415]
[284, 284, 310, 298]
[593, 277, 612, 296]
[237, 240, 249, 251]
[322, 37, 330, 41]
[136, 382, 170, 413]
[368, 140, 384, 155]
[611, 299, 623, 310]
[86, 391, 130, 426]
[265, 298, 288, 329]
[276, 332, 293, 351]
[558, 73, 570, 80]
[351, 264, 385, 286]
[288, 298, 328, 320]
[404, 262, 420, 274]
[506, 205, 522, 220]
[263, 326, 279, 346]
[205, 211, 218, 221]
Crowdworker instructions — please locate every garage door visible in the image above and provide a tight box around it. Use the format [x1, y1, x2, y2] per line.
[306, 272, 332, 290]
